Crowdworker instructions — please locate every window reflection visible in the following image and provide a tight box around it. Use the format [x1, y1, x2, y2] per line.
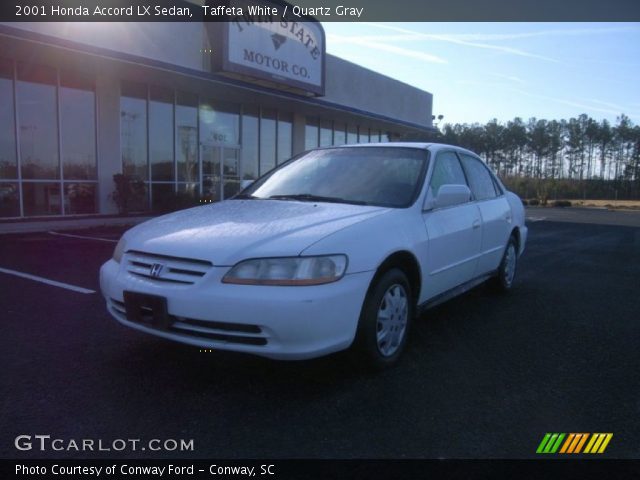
[151, 183, 175, 213]
[260, 109, 276, 174]
[149, 86, 174, 181]
[347, 125, 358, 145]
[305, 117, 319, 150]
[0, 183, 19, 217]
[176, 92, 198, 183]
[241, 106, 259, 180]
[0, 59, 17, 180]
[320, 119, 333, 147]
[121, 81, 147, 180]
[18, 63, 59, 180]
[64, 183, 96, 214]
[277, 112, 292, 165]
[23, 182, 61, 216]
[60, 72, 96, 180]
[333, 123, 346, 146]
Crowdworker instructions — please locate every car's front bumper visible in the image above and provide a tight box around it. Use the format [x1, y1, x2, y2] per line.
[99, 259, 374, 360]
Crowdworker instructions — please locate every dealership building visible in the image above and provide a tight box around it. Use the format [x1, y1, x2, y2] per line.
[0, 13, 433, 221]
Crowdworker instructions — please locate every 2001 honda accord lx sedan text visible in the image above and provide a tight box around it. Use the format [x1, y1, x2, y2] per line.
[100, 143, 527, 367]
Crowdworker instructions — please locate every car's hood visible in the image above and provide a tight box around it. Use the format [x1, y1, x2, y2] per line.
[125, 200, 391, 265]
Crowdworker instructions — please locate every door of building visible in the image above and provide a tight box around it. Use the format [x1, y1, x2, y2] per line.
[200, 143, 241, 202]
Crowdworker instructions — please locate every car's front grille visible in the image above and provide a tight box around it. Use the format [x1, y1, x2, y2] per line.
[108, 298, 267, 347]
[125, 250, 212, 285]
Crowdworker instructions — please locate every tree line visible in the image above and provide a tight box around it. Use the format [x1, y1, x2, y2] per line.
[407, 114, 640, 200]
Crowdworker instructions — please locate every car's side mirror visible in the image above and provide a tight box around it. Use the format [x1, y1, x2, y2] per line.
[240, 179, 254, 190]
[432, 184, 471, 209]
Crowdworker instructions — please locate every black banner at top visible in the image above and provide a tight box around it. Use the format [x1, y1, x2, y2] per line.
[2, 0, 640, 22]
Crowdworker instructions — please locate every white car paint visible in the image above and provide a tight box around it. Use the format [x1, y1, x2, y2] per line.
[100, 143, 527, 360]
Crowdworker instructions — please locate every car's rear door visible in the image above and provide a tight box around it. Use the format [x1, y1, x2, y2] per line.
[458, 153, 512, 276]
[421, 151, 482, 299]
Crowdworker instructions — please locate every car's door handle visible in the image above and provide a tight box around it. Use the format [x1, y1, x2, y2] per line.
[472, 219, 481, 229]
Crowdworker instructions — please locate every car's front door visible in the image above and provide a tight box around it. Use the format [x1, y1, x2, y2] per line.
[458, 154, 513, 276]
[421, 151, 483, 299]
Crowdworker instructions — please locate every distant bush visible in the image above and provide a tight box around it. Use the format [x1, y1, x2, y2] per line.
[528, 198, 540, 206]
[553, 200, 572, 207]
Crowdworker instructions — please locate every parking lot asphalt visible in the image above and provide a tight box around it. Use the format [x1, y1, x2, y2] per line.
[1, 208, 639, 459]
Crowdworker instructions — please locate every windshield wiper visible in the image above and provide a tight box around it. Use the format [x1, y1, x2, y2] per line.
[268, 194, 368, 205]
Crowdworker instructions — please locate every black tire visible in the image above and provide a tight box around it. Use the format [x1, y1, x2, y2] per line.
[492, 236, 518, 292]
[353, 268, 414, 369]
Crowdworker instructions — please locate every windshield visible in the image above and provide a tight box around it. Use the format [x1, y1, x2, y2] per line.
[239, 147, 429, 208]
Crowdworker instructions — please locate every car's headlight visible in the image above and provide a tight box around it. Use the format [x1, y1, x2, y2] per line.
[222, 255, 348, 286]
[112, 237, 127, 263]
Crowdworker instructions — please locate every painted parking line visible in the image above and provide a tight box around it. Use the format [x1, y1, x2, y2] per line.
[48, 231, 118, 243]
[526, 216, 547, 222]
[0, 267, 95, 294]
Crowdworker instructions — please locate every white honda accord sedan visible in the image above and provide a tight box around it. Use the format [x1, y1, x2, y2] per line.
[100, 143, 527, 367]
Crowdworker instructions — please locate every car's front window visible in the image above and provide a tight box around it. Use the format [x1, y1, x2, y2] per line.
[239, 147, 429, 208]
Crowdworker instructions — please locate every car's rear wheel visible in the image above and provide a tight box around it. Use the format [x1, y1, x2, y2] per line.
[492, 236, 518, 292]
[354, 268, 414, 368]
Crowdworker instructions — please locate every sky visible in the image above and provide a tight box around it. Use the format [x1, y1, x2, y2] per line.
[322, 22, 640, 126]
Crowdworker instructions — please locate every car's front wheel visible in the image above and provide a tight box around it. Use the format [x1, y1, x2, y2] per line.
[492, 236, 518, 292]
[354, 268, 414, 368]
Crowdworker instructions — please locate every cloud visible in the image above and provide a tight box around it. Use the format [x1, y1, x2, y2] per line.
[488, 73, 526, 84]
[359, 23, 560, 62]
[508, 87, 640, 119]
[327, 34, 447, 64]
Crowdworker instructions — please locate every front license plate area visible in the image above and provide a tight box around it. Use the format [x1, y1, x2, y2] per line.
[123, 291, 170, 329]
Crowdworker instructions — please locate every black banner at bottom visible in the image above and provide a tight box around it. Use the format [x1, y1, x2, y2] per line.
[4, 459, 640, 479]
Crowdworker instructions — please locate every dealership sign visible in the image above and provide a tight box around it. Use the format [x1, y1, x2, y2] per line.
[209, 0, 325, 96]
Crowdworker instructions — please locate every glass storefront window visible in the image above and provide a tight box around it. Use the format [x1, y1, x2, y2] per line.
[149, 86, 174, 181]
[347, 125, 358, 144]
[333, 123, 346, 146]
[121, 81, 147, 180]
[0, 182, 19, 217]
[276, 112, 292, 165]
[320, 119, 333, 147]
[0, 59, 17, 181]
[241, 106, 259, 181]
[22, 182, 61, 216]
[358, 128, 370, 143]
[200, 100, 240, 145]
[260, 109, 276, 174]
[151, 183, 175, 213]
[177, 182, 198, 203]
[17, 63, 59, 180]
[176, 91, 198, 183]
[60, 71, 96, 180]
[305, 117, 319, 150]
[64, 183, 96, 214]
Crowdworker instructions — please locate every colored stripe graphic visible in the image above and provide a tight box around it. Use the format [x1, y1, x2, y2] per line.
[584, 433, 613, 454]
[538, 433, 613, 454]
[536, 433, 565, 453]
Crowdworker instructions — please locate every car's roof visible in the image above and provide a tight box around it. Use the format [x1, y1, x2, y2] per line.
[338, 142, 480, 157]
